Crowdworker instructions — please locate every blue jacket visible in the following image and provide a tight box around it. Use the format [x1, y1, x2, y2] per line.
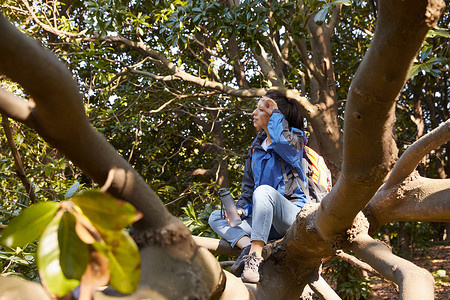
[236, 110, 309, 217]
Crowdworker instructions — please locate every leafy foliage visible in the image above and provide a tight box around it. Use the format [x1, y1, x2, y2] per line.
[0, 190, 142, 297]
[324, 255, 372, 300]
[181, 201, 219, 238]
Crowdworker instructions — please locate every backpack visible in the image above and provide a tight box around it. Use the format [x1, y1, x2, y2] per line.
[278, 146, 332, 203]
[301, 146, 332, 202]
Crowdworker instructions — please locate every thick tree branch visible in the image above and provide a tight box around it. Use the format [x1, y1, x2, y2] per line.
[365, 174, 450, 230]
[291, 37, 322, 80]
[192, 236, 239, 256]
[223, 33, 249, 88]
[316, 0, 445, 241]
[0, 13, 171, 231]
[350, 233, 434, 300]
[0, 87, 35, 124]
[308, 276, 341, 300]
[363, 119, 450, 229]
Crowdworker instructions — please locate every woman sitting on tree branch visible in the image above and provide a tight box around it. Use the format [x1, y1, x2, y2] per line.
[209, 90, 309, 283]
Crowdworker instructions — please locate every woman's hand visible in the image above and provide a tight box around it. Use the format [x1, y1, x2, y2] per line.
[237, 208, 244, 217]
[225, 209, 244, 225]
[260, 97, 278, 116]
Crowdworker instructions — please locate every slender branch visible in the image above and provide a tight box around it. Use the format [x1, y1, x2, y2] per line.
[1, 114, 37, 203]
[187, 46, 222, 82]
[327, 5, 342, 33]
[336, 250, 380, 276]
[253, 41, 284, 87]
[350, 233, 434, 300]
[354, 24, 374, 37]
[21, 0, 88, 38]
[127, 60, 266, 97]
[384, 119, 450, 189]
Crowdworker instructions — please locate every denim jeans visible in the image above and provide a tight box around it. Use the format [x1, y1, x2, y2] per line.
[208, 185, 302, 247]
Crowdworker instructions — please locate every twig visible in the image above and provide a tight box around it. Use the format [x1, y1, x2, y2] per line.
[336, 250, 380, 276]
[1, 114, 37, 203]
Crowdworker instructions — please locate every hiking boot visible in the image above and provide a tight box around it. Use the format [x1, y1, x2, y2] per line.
[229, 245, 251, 276]
[241, 252, 263, 283]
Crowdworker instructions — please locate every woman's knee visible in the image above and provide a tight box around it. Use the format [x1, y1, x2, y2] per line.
[253, 185, 277, 204]
[208, 209, 223, 226]
[253, 185, 276, 197]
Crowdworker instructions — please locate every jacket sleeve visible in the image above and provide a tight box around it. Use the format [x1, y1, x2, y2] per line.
[268, 110, 307, 169]
[235, 150, 254, 217]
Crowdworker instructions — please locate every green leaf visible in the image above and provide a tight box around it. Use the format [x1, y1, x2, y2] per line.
[38, 213, 80, 297]
[72, 190, 141, 231]
[426, 27, 450, 38]
[101, 229, 140, 294]
[58, 212, 89, 280]
[65, 182, 80, 199]
[408, 64, 420, 79]
[1, 202, 60, 248]
[314, 7, 329, 23]
[331, 0, 352, 5]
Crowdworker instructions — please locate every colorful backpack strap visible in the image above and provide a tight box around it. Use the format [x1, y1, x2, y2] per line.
[277, 156, 311, 202]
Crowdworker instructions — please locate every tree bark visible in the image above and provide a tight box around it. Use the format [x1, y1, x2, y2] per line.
[316, 0, 445, 242]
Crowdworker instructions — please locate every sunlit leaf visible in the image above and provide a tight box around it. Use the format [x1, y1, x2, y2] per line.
[59, 212, 89, 280]
[426, 27, 450, 38]
[72, 190, 143, 230]
[1, 202, 60, 248]
[314, 7, 329, 23]
[74, 210, 103, 245]
[331, 0, 351, 5]
[100, 229, 141, 294]
[37, 213, 79, 297]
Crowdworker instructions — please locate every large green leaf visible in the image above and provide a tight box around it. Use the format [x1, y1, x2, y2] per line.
[100, 229, 141, 294]
[1, 201, 60, 248]
[58, 212, 90, 280]
[37, 213, 80, 297]
[72, 190, 141, 230]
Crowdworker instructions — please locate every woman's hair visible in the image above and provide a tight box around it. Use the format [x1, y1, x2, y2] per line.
[265, 90, 304, 130]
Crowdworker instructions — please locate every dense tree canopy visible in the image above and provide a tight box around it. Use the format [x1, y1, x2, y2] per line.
[0, 0, 449, 299]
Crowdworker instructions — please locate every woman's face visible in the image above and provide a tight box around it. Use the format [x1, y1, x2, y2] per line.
[252, 99, 271, 132]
